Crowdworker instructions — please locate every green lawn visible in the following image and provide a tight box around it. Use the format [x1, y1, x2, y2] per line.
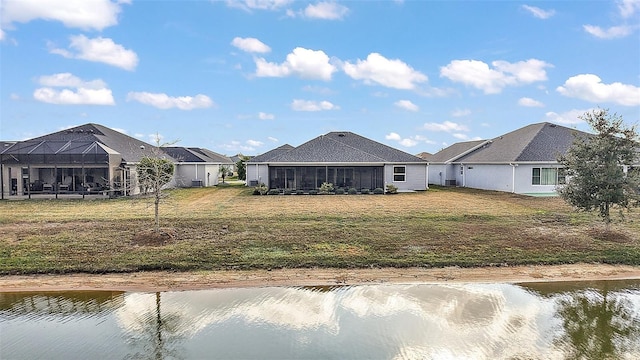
[0, 186, 638, 274]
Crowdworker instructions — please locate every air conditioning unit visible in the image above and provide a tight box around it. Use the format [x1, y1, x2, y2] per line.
[445, 180, 457, 186]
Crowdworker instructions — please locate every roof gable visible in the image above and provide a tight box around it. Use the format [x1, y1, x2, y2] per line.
[250, 144, 294, 163]
[253, 132, 424, 163]
[456, 122, 590, 163]
[8, 123, 165, 162]
[428, 140, 486, 163]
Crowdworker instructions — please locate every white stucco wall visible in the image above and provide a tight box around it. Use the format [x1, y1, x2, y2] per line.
[171, 164, 220, 188]
[453, 163, 562, 194]
[459, 164, 513, 192]
[246, 163, 269, 187]
[384, 164, 428, 191]
[512, 164, 561, 194]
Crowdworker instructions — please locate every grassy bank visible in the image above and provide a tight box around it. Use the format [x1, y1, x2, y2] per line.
[0, 186, 639, 274]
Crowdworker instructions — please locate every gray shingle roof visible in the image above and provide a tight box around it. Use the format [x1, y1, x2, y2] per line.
[2, 123, 169, 163]
[192, 148, 234, 164]
[250, 132, 425, 164]
[162, 147, 233, 164]
[428, 140, 487, 163]
[455, 122, 590, 163]
[249, 144, 294, 163]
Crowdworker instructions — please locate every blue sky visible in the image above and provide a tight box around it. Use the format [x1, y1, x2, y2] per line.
[1, 0, 639, 156]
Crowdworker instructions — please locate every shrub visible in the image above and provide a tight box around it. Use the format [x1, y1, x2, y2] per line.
[309, 190, 318, 195]
[296, 189, 305, 195]
[373, 188, 384, 194]
[267, 189, 280, 195]
[283, 189, 293, 195]
[335, 188, 345, 195]
[254, 183, 268, 195]
[361, 188, 370, 194]
[386, 184, 398, 194]
[319, 182, 334, 194]
[348, 188, 358, 195]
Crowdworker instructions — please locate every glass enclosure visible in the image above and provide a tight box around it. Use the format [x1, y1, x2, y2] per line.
[268, 166, 383, 191]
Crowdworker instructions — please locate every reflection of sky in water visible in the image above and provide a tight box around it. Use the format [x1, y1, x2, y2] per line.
[2, 282, 640, 359]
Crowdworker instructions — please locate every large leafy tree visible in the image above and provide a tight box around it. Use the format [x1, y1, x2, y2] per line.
[557, 109, 640, 228]
[137, 156, 175, 233]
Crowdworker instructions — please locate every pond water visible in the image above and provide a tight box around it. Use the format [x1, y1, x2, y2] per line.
[2, 280, 640, 359]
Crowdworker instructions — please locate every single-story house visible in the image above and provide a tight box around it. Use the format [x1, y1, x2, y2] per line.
[427, 122, 592, 194]
[246, 131, 428, 192]
[0, 123, 230, 198]
[162, 147, 233, 187]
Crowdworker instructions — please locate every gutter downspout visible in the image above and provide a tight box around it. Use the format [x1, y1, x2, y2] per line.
[425, 163, 429, 190]
[510, 163, 518, 193]
[0, 153, 3, 200]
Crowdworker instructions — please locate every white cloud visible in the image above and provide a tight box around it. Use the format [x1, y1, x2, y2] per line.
[399, 138, 417, 147]
[582, 1, 640, 39]
[33, 73, 114, 105]
[231, 37, 271, 53]
[291, 99, 339, 111]
[219, 140, 258, 153]
[301, 2, 349, 20]
[255, 47, 336, 80]
[518, 97, 544, 107]
[522, 5, 555, 19]
[37, 73, 107, 89]
[258, 112, 275, 120]
[0, 28, 5, 41]
[451, 108, 471, 117]
[440, 59, 552, 94]
[453, 133, 469, 140]
[50, 35, 138, 71]
[544, 109, 591, 125]
[423, 121, 469, 132]
[343, 53, 428, 90]
[225, 0, 292, 11]
[556, 74, 640, 106]
[1, 0, 125, 31]
[267, 136, 278, 142]
[148, 133, 164, 145]
[618, 0, 640, 18]
[385, 132, 401, 141]
[34, 88, 115, 105]
[394, 100, 419, 112]
[386, 133, 434, 147]
[246, 139, 263, 147]
[583, 24, 633, 39]
[127, 92, 215, 110]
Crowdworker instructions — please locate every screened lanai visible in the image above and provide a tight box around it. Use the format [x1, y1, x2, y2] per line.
[0, 139, 121, 197]
[268, 166, 384, 191]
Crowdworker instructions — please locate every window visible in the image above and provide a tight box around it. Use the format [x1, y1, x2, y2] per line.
[532, 167, 565, 185]
[393, 166, 406, 182]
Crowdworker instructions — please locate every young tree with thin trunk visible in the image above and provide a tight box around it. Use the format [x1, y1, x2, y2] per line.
[136, 135, 177, 233]
[219, 164, 231, 184]
[557, 109, 640, 230]
[137, 156, 174, 233]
